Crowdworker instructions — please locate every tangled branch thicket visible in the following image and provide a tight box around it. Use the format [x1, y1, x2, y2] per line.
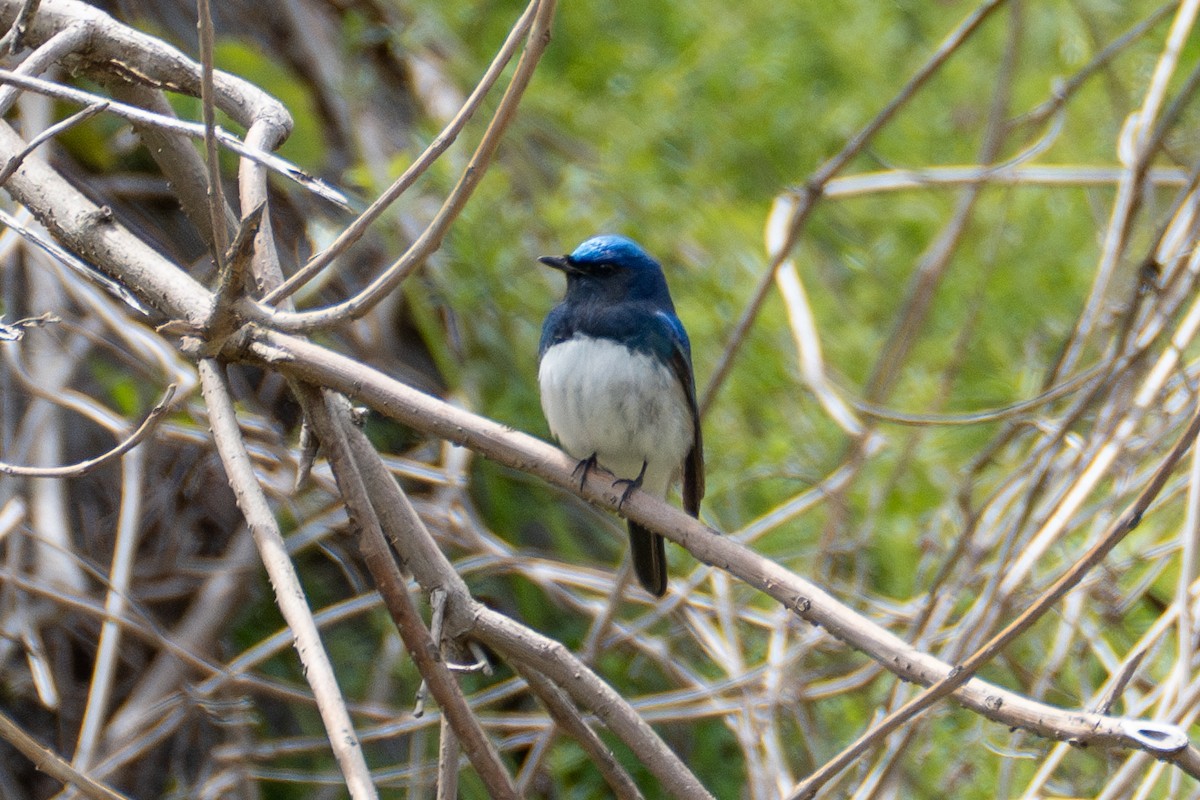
[3, 0, 1200, 798]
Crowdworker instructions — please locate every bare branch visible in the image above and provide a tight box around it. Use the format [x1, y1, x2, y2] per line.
[241, 326, 1195, 764]
[0, 707, 129, 800]
[199, 359, 379, 800]
[296, 384, 519, 798]
[253, 0, 558, 332]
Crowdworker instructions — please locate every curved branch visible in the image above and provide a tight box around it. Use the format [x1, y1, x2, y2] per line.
[252, 0, 558, 332]
[0, 384, 176, 478]
[0, 0, 288, 133]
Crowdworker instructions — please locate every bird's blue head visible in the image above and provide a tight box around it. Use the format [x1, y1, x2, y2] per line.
[539, 235, 673, 308]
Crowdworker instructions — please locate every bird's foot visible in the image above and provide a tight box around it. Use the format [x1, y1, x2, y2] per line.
[571, 452, 600, 491]
[612, 460, 649, 510]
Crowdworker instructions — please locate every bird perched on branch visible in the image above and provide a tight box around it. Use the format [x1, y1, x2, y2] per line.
[537, 234, 704, 596]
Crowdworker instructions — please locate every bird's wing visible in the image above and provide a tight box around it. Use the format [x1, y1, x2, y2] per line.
[547, 301, 706, 513]
[656, 311, 705, 516]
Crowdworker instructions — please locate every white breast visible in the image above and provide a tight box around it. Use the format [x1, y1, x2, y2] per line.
[539, 335, 694, 496]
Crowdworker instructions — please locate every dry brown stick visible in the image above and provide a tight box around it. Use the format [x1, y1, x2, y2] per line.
[296, 384, 519, 799]
[0, 0, 42, 54]
[519, 662, 644, 800]
[471, 607, 717, 800]
[329, 395, 714, 799]
[198, 359, 378, 800]
[0, 116, 212, 323]
[0, 0, 289, 135]
[0, 707, 130, 800]
[0, 100, 106, 184]
[72, 442, 147, 772]
[196, 0, 228, 262]
[0, 67, 341, 204]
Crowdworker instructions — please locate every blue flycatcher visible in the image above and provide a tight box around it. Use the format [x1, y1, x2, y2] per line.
[538, 235, 704, 596]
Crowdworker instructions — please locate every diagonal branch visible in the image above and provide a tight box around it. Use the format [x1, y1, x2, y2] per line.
[198, 358, 379, 800]
[329, 391, 713, 798]
[0, 707, 129, 800]
[295, 383, 519, 799]
[239, 325, 1198, 772]
[786, 399, 1200, 799]
[252, 0, 559, 333]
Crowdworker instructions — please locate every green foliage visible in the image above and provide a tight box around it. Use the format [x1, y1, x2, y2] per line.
[38, 0, 1180, 795]
[211, 41, 327, 168]
[390, 0, 1200, 794]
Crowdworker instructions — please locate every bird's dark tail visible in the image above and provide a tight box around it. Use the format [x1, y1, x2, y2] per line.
[628, 521, 667, 596]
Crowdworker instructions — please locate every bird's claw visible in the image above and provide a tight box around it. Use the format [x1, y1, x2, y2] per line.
[571, 452, 600, 491]
[611, 460, 648, 511]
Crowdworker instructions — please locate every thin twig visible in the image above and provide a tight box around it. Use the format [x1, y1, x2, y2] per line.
[208, 204, 265, 340]
[1053, 0, 1200, 380]
[0, 208, 147, 313]
[473, 607, 717, 800]
[109, 81, 237, 255]
[1012, 1, 1178, 128]
[0, 100, 106, 184]
[435, 714, 460, 800]
[254, 0, 559, 332]
[0, 0, 40, 54]
[261, 0, 541, 305]
[0, 67, 349, 207]
[0, 383, 175, 477]
[0, 707, 129, 800]
[786, 399, 1200, 800]
[520, 664, 644, 800]
[699, 0, 1010, 415]
[196, 0, 229, 264]
[72, 441, 146, 771]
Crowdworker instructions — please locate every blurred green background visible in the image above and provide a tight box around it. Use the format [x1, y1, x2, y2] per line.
[52, 0, 1197, 796]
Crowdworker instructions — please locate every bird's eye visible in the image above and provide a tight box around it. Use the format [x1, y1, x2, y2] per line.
[593, 263, 616, 275]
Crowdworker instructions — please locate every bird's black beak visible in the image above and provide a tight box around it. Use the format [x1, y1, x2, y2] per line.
[538, 254, 574, 272]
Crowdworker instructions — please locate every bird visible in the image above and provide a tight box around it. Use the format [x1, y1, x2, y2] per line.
[537, 234, 704, 596]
